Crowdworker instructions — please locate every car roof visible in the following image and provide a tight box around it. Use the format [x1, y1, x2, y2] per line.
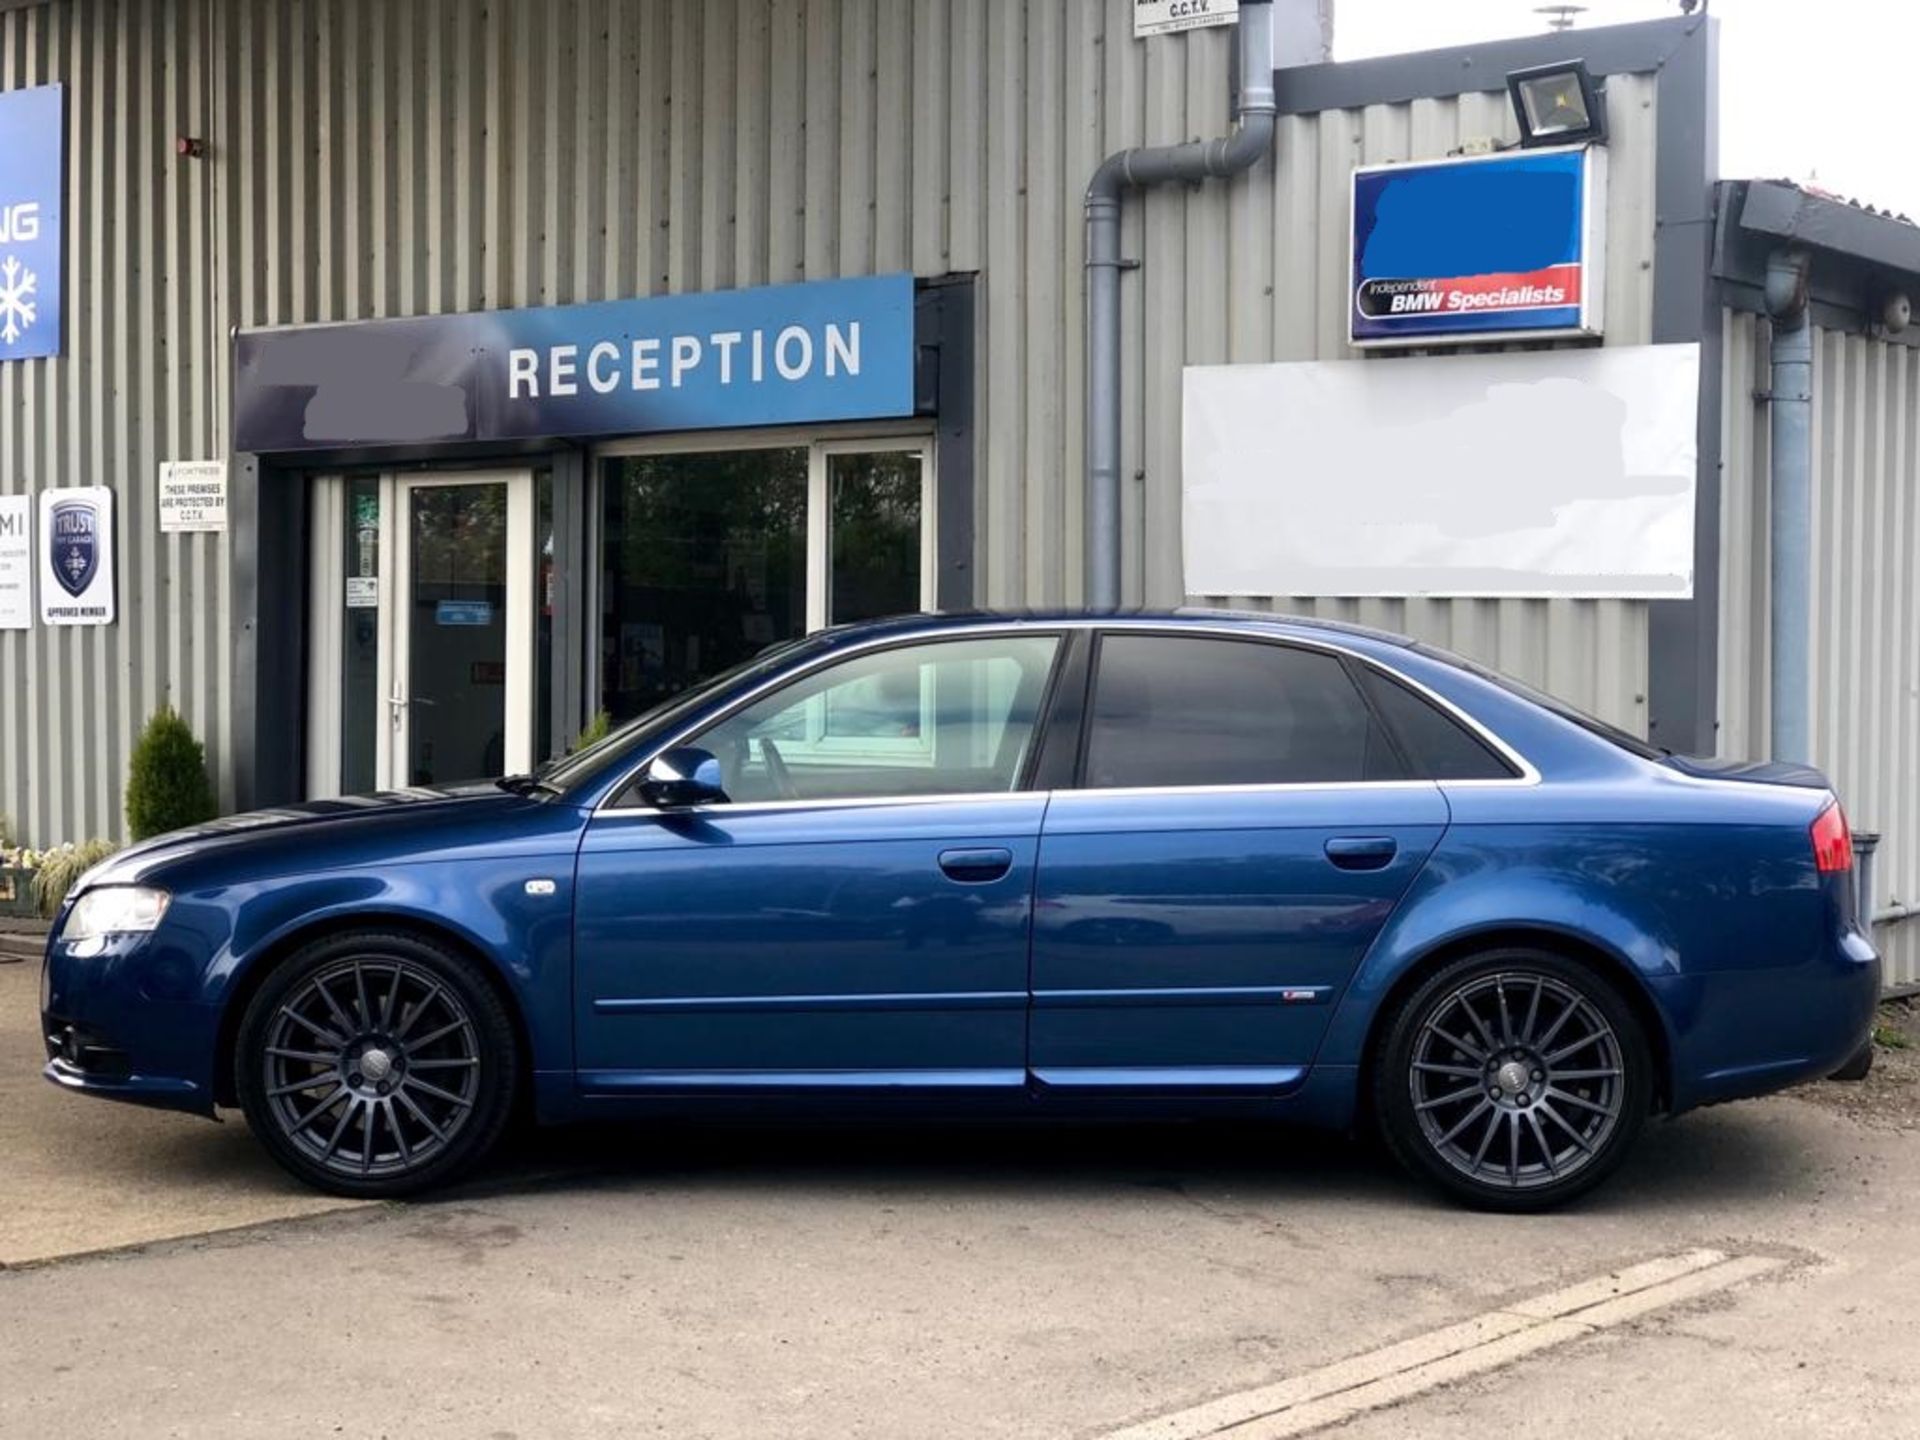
[807, 607, 1417, 651]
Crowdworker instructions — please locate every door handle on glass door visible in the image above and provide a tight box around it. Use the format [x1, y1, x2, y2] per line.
[1324, 836, 1397, 870]
[938, 847, 1014, 883]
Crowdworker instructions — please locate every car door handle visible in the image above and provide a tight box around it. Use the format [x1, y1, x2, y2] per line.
[1324, 836, 1398, 870]
[938, 847, 1014, 883]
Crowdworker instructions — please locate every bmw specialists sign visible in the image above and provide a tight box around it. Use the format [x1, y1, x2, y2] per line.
[1350, 146, 1605, 347]
[39, 486, 115, 625]
[0, 84, 65, 363]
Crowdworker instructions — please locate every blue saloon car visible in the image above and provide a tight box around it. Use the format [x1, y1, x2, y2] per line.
[41, 613, 1880, 1209]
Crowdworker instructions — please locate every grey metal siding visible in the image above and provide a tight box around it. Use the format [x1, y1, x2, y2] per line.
[2, 0, 1666, 844]
[1719, 308, 1920, 986]
[1186, 75, 1661, 731]
[1, 0, 230, 847]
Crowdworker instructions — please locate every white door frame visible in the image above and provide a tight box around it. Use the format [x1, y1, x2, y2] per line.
[384, 469, 537, 789]
[808, 437, 937, 632]
[306, 468, 536, 797]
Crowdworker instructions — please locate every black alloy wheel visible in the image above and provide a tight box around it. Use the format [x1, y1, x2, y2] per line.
[1375, 948, 1652, 1211]
[235, 930, 519, 1198]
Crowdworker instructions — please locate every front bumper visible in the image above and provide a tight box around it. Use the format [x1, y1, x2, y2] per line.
[39, 926, 222, 1117]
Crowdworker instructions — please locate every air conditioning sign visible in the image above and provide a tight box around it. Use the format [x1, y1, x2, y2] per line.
[1350, 146, 1606, 347]
[0, 84, 63, 362]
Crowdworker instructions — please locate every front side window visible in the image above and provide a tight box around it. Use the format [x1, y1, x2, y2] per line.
[686, 634, 1061, 803]
[1084, 634, 1402, 789]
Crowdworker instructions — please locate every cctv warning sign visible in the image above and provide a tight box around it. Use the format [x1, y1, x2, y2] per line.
[1134, 0, 1239, 40]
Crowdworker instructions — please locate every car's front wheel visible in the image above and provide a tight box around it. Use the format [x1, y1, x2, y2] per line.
[1375, 949, 1653, 1211]
[235, 930, 519, 1198]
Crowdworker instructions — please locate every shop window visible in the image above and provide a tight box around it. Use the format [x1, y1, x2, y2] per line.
[598, 449, 809, 724]
[828, 449, 923, 625]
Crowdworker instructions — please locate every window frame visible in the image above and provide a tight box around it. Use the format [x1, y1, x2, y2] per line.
[596, 626, 1073, 814]
[1063, 628, 1533, 795]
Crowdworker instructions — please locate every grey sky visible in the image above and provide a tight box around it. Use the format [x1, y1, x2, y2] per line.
[1333, 0, 1920, 220]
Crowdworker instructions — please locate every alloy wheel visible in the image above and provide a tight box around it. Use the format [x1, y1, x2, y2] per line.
[261, 956, 482, 1179]
[1408, 970, 1627, 1192]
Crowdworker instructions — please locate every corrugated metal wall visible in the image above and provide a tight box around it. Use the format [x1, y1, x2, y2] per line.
[1719, 309, 1920, 986]
[1, 0, 1664, 843]
[1184, 77, 1660, 732]
[0, 0, 229, 847]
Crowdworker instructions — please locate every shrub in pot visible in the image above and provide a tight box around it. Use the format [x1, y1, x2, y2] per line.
[125, 705, 217, 842]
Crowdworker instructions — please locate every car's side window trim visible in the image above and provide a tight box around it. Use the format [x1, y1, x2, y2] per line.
[1337, 651, 1418, 780]
[1068, 627, 1537, 795]
[596, 627, 1073, 814]
[1020, 629, 1092, 792]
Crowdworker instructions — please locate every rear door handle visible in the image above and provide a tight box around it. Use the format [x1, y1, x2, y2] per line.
[938, 847, 1014, 883]
[1324, 836, 1398, 871]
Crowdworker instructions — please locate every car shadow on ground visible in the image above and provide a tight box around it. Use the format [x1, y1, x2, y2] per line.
[447, 1098, 1821, 1217]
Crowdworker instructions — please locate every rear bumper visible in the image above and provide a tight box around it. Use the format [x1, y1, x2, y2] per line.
[1658, 926, 1881, 1112]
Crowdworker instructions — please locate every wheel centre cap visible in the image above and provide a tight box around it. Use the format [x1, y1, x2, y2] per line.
[1495, 1060, 1530, 1094]
[360, 1048, 394, 1082]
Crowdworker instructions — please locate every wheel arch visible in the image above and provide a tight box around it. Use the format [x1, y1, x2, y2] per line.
[1354, 925, 1675, 1123]
[212, 912, 536, 1111]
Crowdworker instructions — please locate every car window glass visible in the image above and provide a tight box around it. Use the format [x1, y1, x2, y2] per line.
[1084, 635, 1402, 788]
[687, 634, 1061, 802]
[1361, 668, 1518, 780]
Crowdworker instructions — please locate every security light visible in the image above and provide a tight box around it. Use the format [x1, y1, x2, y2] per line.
[1506, 60, 1607, 148]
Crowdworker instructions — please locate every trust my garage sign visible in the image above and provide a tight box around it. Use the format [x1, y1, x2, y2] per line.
[0, 84, 65, 362]
[1349, 146, 1606, 348]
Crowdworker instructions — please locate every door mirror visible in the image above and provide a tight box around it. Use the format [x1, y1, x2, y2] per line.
[637, 746, 728, 808]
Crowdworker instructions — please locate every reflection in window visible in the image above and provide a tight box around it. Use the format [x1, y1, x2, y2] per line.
[829, 450, 922, 624]
[693, 636, 1060, 803]
[599, 450, 807, 723]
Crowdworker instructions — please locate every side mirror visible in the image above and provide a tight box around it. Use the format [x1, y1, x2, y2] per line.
[637, 746, 728, 808]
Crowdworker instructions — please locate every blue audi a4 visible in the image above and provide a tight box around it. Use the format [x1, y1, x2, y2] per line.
[42, 613, 1880, 1209]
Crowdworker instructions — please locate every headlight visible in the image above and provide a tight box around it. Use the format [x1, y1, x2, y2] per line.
[63, 886, 171, 942]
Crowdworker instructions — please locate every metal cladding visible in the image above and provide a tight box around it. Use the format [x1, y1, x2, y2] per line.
[0, 0, 1677, 848]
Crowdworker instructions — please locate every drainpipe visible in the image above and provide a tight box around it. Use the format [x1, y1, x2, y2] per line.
[1764, 248, 1813, 762]
[1083, 0, 1277, 610]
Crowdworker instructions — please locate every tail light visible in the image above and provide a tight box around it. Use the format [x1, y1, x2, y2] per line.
[1812, 800, 1854, 873]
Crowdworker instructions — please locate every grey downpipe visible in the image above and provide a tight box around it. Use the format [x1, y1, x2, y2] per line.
[1764, 249, 1813, 763]
[1083, 0, 1277, 610]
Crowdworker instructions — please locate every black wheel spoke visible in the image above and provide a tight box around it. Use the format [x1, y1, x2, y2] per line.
[1410, 971, 1626, 1192]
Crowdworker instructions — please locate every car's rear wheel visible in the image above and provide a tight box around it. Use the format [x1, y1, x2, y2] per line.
[235, 930, 519, 1198]
[1375, 949, 1652, 1212]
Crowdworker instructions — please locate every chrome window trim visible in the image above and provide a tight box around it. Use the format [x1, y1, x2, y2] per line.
[589, 618, 1540, 818]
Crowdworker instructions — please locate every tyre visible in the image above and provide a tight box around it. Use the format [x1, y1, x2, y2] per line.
[1374, 949, 1653, 1212]
[234, 930, 520, 1198]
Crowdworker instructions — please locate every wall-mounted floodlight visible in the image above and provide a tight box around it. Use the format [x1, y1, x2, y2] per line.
[1506, 60, 1607, 148]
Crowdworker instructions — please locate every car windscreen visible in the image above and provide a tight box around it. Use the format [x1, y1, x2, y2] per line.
[1412, 642, 1667, 762]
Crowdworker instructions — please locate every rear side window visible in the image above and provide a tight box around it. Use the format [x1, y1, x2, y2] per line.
[1361, 668, 1519, 781]
[1083, 635, 1403, 788]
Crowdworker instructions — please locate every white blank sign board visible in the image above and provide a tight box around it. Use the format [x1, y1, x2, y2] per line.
[1182, 343, 1700, 599]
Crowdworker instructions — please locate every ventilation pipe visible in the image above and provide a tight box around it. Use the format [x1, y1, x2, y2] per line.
[1083, 0, 1277, 609]
[1764, 248, 1813, 763]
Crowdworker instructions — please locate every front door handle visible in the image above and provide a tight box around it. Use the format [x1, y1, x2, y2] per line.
[938, 847, 1014, 883]
[1325, 836, 1398, 871]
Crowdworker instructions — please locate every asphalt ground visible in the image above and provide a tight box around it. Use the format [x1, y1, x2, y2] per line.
[3, 956, 1916, 1439]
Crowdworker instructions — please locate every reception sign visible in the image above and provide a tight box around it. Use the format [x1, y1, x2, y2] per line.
[234, 274, 917, 452]
[1350, 146, 1606, 347]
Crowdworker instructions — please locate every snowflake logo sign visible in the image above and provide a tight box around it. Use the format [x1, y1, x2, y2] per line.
[0, 255, 36, 346]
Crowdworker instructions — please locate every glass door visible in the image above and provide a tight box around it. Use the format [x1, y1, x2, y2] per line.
[308, 469, 536, 797]
[386, 472, 536, 788]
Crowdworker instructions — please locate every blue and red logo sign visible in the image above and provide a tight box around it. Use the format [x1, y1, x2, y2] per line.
[1350, 147, 1602, 346]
